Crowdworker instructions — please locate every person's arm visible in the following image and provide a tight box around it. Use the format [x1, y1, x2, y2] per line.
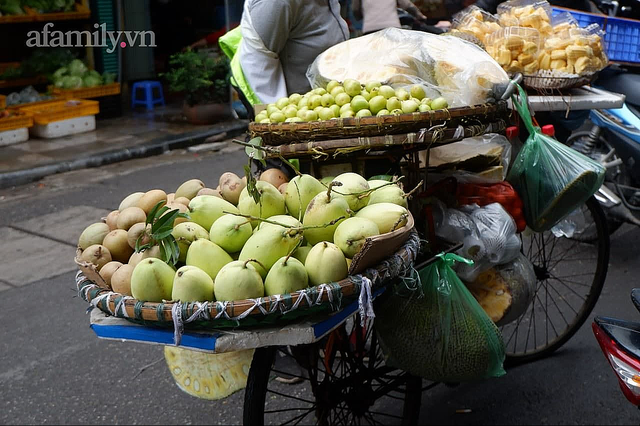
[397, 0, 427, 21]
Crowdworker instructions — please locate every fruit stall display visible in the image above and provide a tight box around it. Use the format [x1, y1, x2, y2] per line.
[0, 109, 33, 146]
[70, 15, 608, 421]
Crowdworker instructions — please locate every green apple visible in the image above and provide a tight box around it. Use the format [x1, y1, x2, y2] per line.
[330, 86, 345, 97]
[298, 96, 309, 108]
[401, 100, 419, 114]
[285, 117, 303, 122]
[308, 94, 322, 109]
[314, 106, 324, 114]
[360, 90, 371, 101]
[376, 109, 390, 116]
[420, 97, 432, 105]
[297, 107, 309, 119]
[335, 92, 351, 107]
[350, 95, 369, 113]
[275, 97, 289, 110]
[369, 95, 387, 115]
[430, 97, 448, 110]
[418, 103, 431, 112]
[365, 81, 382, 92]
[321, 93, 335, 107]
[283, 105, 298, 118]
[318, 107, 335, 120]
[386, 97, 401, 111]
[343, 79, 362, 97]
[304, 110, 319, 121]
[329, 104, 341, 117]
[395, 88, 409, 101]
[270, 111, 286, 122]
[288, 93, 302, 105]
[356, 109, 372, 118]
[390, 108, 403, 115]
[409, 85, 426, 100]
[326, 80, 340, 93]
[378, 85, 396, 99]
[340, 110, 355, 118]
[266, 104, 280, 115]
[340, 103, 353, 114]
[254, 112, 268, 122]
[259, 118, 271, 123]
[312, 87, 327, 95]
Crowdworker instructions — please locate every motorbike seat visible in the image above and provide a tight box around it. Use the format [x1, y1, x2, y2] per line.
[596, 71, 640, 108]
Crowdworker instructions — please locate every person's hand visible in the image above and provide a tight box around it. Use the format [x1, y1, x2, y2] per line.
[435, 20, 451, 29]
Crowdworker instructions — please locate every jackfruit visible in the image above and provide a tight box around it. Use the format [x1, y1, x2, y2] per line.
[164, 347, 254, 400]
[373, 257, 506, 382]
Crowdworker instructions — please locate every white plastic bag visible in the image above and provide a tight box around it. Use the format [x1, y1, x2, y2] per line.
[306, 27, 510, 107]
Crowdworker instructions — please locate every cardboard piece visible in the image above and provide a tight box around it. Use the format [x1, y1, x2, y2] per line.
[421, 140, 505, 171]
[349, 212, 415, 276]
[75, 247, 110, 289]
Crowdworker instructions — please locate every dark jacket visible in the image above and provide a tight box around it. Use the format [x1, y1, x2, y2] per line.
[472, 0, 592, 14]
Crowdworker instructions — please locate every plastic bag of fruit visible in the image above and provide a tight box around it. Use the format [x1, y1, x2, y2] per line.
[306, 27, 509, 107]
[374, 252, 506, 382]
[506, 84, 605, 232]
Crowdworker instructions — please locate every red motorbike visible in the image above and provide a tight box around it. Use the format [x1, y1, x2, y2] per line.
[593, 289, 640, 407]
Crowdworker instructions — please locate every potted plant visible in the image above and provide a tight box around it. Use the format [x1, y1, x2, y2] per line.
[163, 49, 232, 125]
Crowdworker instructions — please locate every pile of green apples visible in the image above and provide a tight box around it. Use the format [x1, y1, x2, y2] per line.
[77, 171, 412, 306]
[254, 80, 449, 123]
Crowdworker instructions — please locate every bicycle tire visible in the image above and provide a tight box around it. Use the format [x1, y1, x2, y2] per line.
[502, 196, 609, 366]
[243, 319, 422, 425]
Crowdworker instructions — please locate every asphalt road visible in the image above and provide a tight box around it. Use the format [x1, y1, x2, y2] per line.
[0, 143, 638, 425]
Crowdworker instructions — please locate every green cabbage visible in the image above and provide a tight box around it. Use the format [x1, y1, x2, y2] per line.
[52, 66, 68, 82]
[103, 72, 116, 84]
[61, 75, 83, 89]
[68, 59, 88, 77]
[82, 75, 102, 88]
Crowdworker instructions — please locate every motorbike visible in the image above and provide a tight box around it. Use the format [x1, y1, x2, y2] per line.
[592, 289, 640, 407]
[564, 0, 640, 231]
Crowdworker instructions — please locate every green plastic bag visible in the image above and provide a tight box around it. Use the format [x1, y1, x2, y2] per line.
[374, 253, 506, 382]
[507, 84, 605, 232]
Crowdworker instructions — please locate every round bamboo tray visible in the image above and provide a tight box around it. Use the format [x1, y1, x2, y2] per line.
[250, 102, 508, 145]
[521, 72, 599, 91]
[75, 228, 420, 331]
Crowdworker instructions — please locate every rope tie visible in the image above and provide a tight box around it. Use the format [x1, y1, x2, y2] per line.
[357, 276, 375, 326]
[171, 302, 184, 346]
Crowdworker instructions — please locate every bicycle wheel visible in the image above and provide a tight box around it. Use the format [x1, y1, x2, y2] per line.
[243, 315, 422, 425]
[502, 196, 609, 365]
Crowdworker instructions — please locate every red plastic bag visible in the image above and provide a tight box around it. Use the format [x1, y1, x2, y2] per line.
[456, 181, 527, 232]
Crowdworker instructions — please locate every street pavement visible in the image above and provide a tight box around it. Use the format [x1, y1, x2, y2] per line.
[0, 140, 639, 425]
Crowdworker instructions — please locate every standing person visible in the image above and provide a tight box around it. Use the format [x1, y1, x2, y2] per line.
[237, 0, 349, 105]
[352, 0, 428, 35]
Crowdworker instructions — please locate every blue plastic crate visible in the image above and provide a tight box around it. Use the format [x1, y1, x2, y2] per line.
[551, 7, 640, 64]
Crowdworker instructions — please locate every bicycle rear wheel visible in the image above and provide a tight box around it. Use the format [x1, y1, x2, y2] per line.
[243, 315, 422, 425]
[502, 196, 609, 365]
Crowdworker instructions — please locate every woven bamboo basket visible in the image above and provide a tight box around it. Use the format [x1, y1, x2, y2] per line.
[250, 102, 509, 145]
[75, 217, 420, 331]
[521, 73, 599, 91]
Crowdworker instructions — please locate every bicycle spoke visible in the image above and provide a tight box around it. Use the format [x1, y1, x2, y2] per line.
[267, 388, 315, 405]
[265, 407, 316, 414]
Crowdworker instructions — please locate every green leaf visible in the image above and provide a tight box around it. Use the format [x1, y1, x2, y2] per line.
[146, 201, 166, 225]
[244, 137, 265, 161]
[244, 164, 261, 205]
[154, 228, 175, 240]
[151, 209, 180, 234]
[160, 240, 173, 264]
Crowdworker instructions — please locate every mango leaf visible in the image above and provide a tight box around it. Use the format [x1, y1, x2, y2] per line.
[244, 136, 265, 161]
[151, 209, 180, 234]
[146, 201, 166, 225]
[244, 164, 261, 205]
